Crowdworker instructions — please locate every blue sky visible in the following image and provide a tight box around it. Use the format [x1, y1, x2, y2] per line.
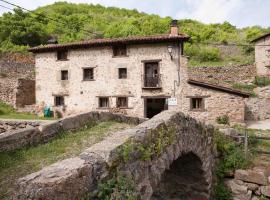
[0, 0, 269, 28]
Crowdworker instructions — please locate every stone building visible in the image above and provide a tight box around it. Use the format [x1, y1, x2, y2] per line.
[30, 21, 250, 124]
[0, 53, 36, 108]
[252, 33, 270, 76]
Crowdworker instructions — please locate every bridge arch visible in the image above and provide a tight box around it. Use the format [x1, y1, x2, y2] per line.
[151, 152, 209, 200]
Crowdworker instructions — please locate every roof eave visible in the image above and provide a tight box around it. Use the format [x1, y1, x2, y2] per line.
[187, 79, 251, 98]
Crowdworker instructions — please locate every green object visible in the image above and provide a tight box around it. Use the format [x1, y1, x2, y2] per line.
[44, 107, 51, 117]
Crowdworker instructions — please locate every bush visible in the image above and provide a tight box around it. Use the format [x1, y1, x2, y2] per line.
[216, 115, 230, 125]
[213, 131, 249, 200]
[185, 44, 221, 62]
[254, 76, 270, 87]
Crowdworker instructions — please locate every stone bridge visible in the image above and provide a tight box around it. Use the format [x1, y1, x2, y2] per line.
[14, 111, 216, 200]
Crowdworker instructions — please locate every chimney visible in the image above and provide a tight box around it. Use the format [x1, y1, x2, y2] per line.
[170, 20, 179, 36]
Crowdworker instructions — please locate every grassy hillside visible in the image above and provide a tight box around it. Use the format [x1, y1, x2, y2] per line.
[0, 2, 269, 66]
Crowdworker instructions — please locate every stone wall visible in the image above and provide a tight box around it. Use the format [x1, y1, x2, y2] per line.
[254, 35, 270, 76]
[226, 167, 270, 200]
[245, 86, 270, 120]
[0, 111, 146, 152]
[180, 56, 247, 125]
[0, 120, 41, 134]
[188, 64, 256, 84]
[13, 111, 216, 200]
[0, 53, 35, 107]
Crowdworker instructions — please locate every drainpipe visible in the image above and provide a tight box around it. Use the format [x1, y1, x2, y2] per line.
[173, 42, 181, 97]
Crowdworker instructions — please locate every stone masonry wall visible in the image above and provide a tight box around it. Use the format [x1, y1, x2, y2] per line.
[188, 64, 256, 84]
[0, 53, 35, 107]
[13, 111, 216, 200]
[180, 56, 246, 125]
[35, 43, 182, 117]
[255, 35, 270, 76]
[0, 111, 146, 152]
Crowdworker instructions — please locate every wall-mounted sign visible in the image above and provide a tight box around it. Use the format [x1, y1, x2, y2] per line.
[168, 97, 177, 106]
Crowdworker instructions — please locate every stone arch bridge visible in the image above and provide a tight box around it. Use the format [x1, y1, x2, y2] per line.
[14, 111, 216, 200]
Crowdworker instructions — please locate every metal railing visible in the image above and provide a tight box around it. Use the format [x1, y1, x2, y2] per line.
[143, 74, 162, 88]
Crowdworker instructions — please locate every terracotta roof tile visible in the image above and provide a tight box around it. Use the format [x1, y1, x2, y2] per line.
[29, 34, 190, 53]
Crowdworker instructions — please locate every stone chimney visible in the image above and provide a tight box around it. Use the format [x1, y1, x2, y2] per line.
[170, 20, 179, 36]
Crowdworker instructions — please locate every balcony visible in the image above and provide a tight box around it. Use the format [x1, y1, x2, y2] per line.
[142, 74, 162, 89]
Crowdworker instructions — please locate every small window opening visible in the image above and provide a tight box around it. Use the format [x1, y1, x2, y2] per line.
[57, 50, 68, 60]
[99, 97, 109, 108]
[191, 98, 204, 110]
[113, 46, 127, 57]
[118, 68, 127, 79]
[83, 68, 94, 80]
[61, 70, 68, 80]
[55, 96, 64, 106]
[117, 97, 128, 108]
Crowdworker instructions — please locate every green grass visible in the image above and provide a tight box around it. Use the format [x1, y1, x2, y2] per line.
[232, 83, 257, 97]
[0, 121, 132, 200]
[0, 101, 53, 120]
[254, 76, 270, 87]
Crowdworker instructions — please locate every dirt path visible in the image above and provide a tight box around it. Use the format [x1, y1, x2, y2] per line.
[247, 120, 270, 130]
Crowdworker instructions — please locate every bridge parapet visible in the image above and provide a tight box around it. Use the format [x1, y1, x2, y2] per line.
[14, 111, 216, 200]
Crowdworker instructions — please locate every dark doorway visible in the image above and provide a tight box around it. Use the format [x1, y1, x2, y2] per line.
[151, 152, 209, 200]
[145, 98, 166, 118]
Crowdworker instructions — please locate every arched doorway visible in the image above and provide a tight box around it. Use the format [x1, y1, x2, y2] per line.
[151, 152, 209, 200]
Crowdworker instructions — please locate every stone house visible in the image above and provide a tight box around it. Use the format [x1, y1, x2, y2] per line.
[252, 33, 270, 76]
[29, 21, 250, 124]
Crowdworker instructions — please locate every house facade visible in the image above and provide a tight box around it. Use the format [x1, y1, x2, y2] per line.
[30, 21, 249, 124]
[252, 33, 270, 76]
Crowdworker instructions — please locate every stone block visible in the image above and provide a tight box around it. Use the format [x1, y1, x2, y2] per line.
[14, 157, 93, 200]
[235, 169, 269, 185]
[39, 121, 62, 142]
[261, 185, 270, 197]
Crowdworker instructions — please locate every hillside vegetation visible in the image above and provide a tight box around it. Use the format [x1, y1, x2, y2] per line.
[0, 2, 269, 66]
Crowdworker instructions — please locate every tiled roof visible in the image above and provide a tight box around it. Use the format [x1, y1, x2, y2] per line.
[188, 79, 251, 98]
[29, 34, 190, 53]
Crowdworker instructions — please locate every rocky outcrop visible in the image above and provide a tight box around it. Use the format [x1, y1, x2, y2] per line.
[13, 111, 216, 200]
[226, 167, 270, 200]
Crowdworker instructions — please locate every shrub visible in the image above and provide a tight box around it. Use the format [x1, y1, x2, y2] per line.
[254, 76, 270, 87]
[185, 44, 221, 62]
[213, 131, 249, 200]
[216, 115, 230, 125]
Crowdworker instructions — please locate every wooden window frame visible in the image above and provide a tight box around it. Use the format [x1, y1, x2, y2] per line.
[55, 96, 65, 106]
[61, 70, 69, 81]
[112, 45, 127, 57]
[98, 97, 110, 108]
[83, 68, 94, 81]
[116, 97, 128, 108]
[190, 97, 205, 111]
[57, 50, 68, 61]
[118, 68, 127, 79]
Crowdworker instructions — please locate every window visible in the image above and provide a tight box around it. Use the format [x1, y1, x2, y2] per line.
[191, 98, 204, 110]
[118, 68, 127, 79]
[99, 97, 109, 108]
[83, 68, 94, 80]
[57, 50, 68, 60]
[117, 97, 128, 108]
[55, 96, 64, 106]
[113, 45, 127, 57]
[61, 70, 68, 80]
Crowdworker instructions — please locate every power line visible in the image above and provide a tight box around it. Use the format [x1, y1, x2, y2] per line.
[0, 3, 13, 11]
[0, 0, 98, 35]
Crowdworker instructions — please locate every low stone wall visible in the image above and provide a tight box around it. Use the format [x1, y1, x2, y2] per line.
[188, 64, 256, 84]
[0, 112, 146, 152]
[225, 167, 270, 200]
[13, 111, 216, 200]
[0, 120, 41, 134]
